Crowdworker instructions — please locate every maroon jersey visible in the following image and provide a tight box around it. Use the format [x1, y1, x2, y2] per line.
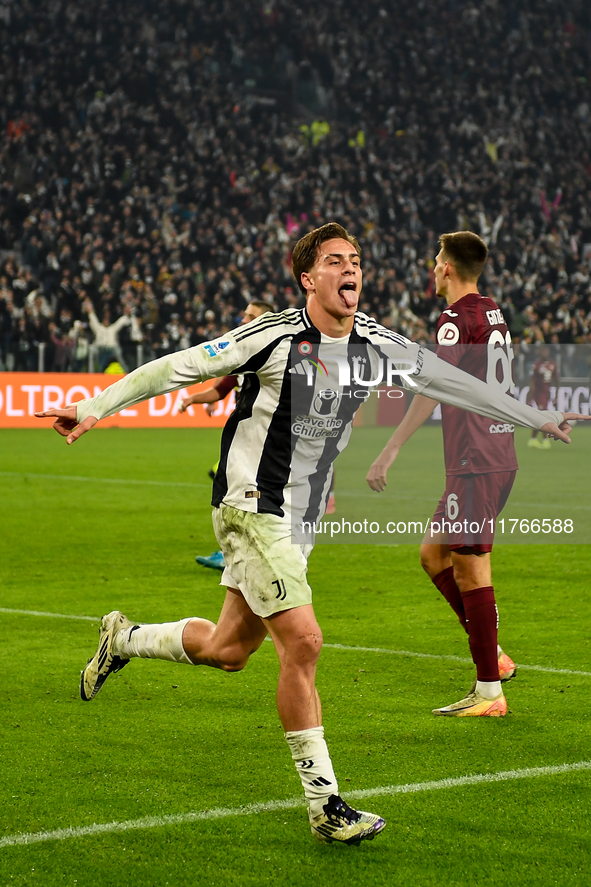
[529, 358, 558, 408]
[215, 374, 239, 399]
[435, 293, 518, 475]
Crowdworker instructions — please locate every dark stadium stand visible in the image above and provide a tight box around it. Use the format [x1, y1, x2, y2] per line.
[1, 0, 590, 371]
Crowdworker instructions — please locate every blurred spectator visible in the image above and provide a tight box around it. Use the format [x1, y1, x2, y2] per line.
[84, 298, 131, 372]
[71, 321, 91, 372]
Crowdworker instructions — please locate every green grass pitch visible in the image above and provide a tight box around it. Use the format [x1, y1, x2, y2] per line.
[1, 426, 590, 887]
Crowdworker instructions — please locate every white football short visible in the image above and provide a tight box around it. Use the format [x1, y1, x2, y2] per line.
[212, 504, 313, 618]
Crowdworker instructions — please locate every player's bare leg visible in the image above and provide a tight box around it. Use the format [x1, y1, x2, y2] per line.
[181, 587, 268, 671]
[80, 590, 268, 701]
[264, 603, 385, 843]
[420, 539, 452, 580]
[451, 549, 491, 588]
[263, 603, 323, 731]
[114, 587, 268, 671]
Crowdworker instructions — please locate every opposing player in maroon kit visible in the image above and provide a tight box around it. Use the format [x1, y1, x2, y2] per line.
[367, 231, 517, 716]
[528, 345, 560, 450]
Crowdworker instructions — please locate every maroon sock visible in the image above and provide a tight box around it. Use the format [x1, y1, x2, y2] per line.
[462, 586, 500, 682]
[432, 567, 468, 632]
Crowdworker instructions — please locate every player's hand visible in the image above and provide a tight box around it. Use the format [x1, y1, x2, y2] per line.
[35, 406, 98, 444]
[541, 412, 591, 443]
[205, 403, 216, 417]
[366, 448, 399, 492]
[178, 398, 190, 413]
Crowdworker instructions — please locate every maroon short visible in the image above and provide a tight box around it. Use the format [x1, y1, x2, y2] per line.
[430, 470, 517, 553]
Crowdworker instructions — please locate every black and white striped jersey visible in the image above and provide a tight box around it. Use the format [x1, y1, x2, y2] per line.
[75, 306, 562, 528]
[212, 308, 423, 525]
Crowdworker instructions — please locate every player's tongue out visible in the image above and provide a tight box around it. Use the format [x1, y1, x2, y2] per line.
[338, 283, 357, 307]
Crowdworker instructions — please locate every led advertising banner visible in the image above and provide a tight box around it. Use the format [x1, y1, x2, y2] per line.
[0, 373, 235, 428]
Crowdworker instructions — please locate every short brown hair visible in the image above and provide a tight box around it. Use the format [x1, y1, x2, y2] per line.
[439, 231, 488, 282]
[248, 300, 275, 315]
[292, 222, 361, 295]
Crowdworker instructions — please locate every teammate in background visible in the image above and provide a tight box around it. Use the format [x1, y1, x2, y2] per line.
[178, 302, 275, 418]
[37, 223, 580, 844]
[178, 301, 275, 572]
[367, 231, 519, 718]
[528, 345, 559, 449]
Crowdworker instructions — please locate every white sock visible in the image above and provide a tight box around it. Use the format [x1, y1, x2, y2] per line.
[285, 726, 339, 817]
[476, 680, 502, 699]
[113, 619, 193, 664]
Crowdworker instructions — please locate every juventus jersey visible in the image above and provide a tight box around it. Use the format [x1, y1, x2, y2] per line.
[76, 307, 561, 527]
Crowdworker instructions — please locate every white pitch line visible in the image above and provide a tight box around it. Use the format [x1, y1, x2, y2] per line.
[0, 471, 209, 490]
[3, 471, 591, 511]
[0, 608, 98, 622]
[321, 642, 591, 678]
[2, 760, 590, 849]
[2, 608, 591, 678]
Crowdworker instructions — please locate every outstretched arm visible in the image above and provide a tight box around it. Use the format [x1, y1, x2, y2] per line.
[403, 347, 586, 442]
[178, 385, 222, 412]
[366, 394, 438, 492]
[178, 374, 237, 413]
[35, 407, 98, 444]
[35, 333, 244, 442]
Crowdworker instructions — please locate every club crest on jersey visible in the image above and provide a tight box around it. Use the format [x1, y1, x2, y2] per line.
[437, 322, 460, 345]
[203, 340, 230, 358]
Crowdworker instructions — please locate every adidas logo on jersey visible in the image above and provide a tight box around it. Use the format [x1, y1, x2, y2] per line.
[289, 362, 315, 383]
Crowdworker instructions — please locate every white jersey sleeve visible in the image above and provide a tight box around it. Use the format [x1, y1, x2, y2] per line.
[355, 316, 563, 432]
[396, 344, 563, 432]
[76, 328, 263, 423]
[76, 309, 564, 436]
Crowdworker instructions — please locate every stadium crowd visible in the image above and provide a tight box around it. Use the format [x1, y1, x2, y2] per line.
[1, 0, 591, 371]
